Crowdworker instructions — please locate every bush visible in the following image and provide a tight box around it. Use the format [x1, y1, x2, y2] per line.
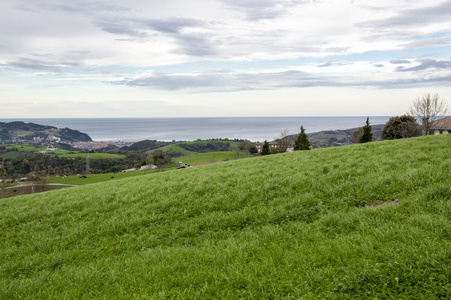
[381, 115, 421, 140]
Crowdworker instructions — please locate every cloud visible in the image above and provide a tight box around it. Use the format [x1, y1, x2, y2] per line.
[109, 67, 451, 92]
[401, 36, 451, 48]
[96, 20, 151, 38]
[360, 0, 451, 29]
[395, 59, 451, 72]
[109, 70, 318, 91]
[318, 61, 351, 68]
[16, 0, 128, 15]
[390, 59, 411, 64]
[217, 0, 302, 20]
[141, 17, 205, 34]
[1, 57, 79, 73]
[172, 34, 218, 57]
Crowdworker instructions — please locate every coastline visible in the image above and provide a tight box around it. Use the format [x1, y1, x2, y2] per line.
[0, 116, 392, 143]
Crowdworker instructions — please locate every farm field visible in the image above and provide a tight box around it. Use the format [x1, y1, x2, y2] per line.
[0, 135, 450, 298]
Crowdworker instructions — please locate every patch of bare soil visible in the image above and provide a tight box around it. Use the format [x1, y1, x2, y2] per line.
[370, 198, 401, 209]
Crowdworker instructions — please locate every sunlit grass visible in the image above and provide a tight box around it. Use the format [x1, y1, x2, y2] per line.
[0, 135, 450, 298]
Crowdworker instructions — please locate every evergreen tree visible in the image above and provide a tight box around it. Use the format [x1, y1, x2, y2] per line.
[261, 140, 271, 155]
[294, 126, 311, 150]
[359, 117, 373, 143]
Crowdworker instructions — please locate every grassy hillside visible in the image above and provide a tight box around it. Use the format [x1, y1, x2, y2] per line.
[178, 151, 249, 165]
[46, 168, 174, 186]
[0, 135, 450, 299]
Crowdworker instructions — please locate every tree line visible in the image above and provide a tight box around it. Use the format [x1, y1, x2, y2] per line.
[354, 93, 449, 143]
[0, 152, 147, 179]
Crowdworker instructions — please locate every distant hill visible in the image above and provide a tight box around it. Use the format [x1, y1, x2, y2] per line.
[306, 124, 384, 147]
[0, 121, 92, 143]
[118, 139, 171, 152]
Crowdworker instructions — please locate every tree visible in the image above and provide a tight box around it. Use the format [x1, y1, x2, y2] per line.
[359, 117, 372, 143]
[146, 149, 172, 167]
[248, 145, 258, 154]
[261, 140, 271, 155]
[381, 115, 421, 140]
[294, 126, 311, 150]
[350, 127, 363, 144]
[410, 93, 449, 135]
[274, 129, 291, 153]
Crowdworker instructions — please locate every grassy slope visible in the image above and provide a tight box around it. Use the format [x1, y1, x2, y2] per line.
[46, 168, 176, 186]
[178, 151, 249, 165]
[0, 135, 450, 299]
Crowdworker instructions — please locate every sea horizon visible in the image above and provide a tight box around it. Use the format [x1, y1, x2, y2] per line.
[0, 116, 392, 142]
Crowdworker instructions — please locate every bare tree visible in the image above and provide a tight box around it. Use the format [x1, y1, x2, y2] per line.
[275, 129, 291, 153]
[410, 93, 449, 135]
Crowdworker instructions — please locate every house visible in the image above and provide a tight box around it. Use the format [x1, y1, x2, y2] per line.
[256, 141, 294, 152]
[430, 116, 451, 135]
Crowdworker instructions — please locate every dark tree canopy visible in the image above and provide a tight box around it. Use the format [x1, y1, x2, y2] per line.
[294, 126, 311, 150]
[359, 117, 373, 143]
[261, 140, 271, 155]
[381, 115, 421, 140]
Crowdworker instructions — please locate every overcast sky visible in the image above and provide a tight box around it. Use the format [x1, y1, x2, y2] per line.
[1, 0, 451, 118]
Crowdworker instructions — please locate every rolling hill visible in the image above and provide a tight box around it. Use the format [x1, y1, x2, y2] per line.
[0, 135, 450, 298]
[0, 121, 92, 143]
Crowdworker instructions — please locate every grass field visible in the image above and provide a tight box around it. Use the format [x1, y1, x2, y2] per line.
[0, 144, 73, 157]
[178, 150, 250, 165]
[58, 153, 125, 159]
[46, 167, 177, 185]
[0, 135, 450, 298]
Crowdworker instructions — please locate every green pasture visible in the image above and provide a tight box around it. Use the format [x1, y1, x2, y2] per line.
[1, 144, 72, 156]
[4, 144, 46, 152]
[178, 150, 250, 165]
[58, 153, 125, 159]
[0, 135, 450, 298]
[46, 167, 176, 186]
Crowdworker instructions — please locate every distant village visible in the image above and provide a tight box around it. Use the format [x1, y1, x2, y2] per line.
[67, 141, 135, 150]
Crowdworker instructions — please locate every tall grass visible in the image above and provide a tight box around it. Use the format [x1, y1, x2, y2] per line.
[0, 135, 450, 299]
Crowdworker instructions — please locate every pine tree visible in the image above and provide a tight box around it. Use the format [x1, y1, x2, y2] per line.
[359, 117, 373, 143]
[261, 140, 271, 155]
[294, 126, 311, 150]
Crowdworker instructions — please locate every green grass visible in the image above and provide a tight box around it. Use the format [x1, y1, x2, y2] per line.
[5, 144, 46, 152]
[58, 153, 125, 159]
[0, 135, 450, 298]
[166, 143, 195, 155]
[1, 144, 73, 156]
[178, 150, 249, 165]
[46, 167, 176, 185]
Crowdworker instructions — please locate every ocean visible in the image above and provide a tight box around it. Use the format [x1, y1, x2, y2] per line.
[0, 117, 391, 142]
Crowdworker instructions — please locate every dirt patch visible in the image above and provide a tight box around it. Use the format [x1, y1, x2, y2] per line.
[370, 198, 401, 209]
